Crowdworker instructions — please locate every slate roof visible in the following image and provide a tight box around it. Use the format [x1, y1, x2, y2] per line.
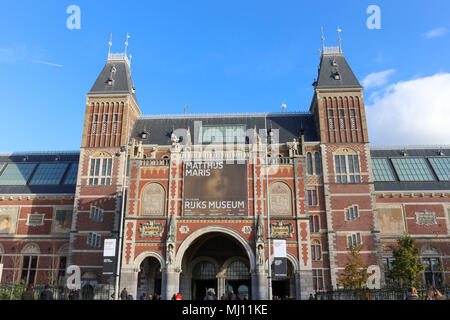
[88, 57, 137, 102]
[315, 53, 362, 90]
[0, 152, 79, 195]
[370, 147, 450, 192]
[131, 112, 320, 146]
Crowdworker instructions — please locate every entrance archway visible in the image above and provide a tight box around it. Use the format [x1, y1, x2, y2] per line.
[137, 256, 162, 299]
[271, 259, 296, 299]
[178, 230, 253, 300]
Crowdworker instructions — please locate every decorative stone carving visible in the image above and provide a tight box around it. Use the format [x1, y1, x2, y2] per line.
[270, 221, 294, 238]
[141, 183, 165, 216]
[166, 244, 174, 265]
[179, 225, 190, 234]
[256, 244, 264, 266]
[167, 214, 176, 242]
[256, 214, 265, 243]
[139, 221, 163, 237]
[269, 182, 292, 216]
[242, 226, 252, 234]
[415, 211, 437, 226]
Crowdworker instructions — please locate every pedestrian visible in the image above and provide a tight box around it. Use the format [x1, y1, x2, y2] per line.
[120, 288, 128, 300]
[221, 293, 228, 300]
[175, 292, 183, 300]
[127, 293, 133, 300]
[147, 294, 153, 301]
[308, 294, 315, 300]
[204, 289, 215, 300]
[406, 286, 419, 300]
[171, 293, 177, 300]
[68, 288, 80, 300]
[229, 290, 238, 300]
[39, 285, 53, 300]
[21, 285, 35, 300]
[154, 293, 161, 300]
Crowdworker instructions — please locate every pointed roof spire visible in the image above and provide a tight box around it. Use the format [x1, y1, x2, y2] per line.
[321, 27, 325, 52]
[108, 33, 113, 57]
[337, 27, 342, 53]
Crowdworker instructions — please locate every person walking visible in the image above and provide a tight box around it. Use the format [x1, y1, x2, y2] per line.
[68, 288, 80, 300]
[175, 292, 183, 300]
[39, 285, 53, 300]
[120, 288, 128, 300]
[21, 285, 36, 300]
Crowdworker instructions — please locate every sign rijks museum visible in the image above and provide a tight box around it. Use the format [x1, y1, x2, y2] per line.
[0, 40, 449, 301]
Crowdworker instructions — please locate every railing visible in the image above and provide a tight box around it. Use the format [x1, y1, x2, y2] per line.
[323, 46, 342, 55]
[314, 287, 450, 300]
[141, 158, 171, 167]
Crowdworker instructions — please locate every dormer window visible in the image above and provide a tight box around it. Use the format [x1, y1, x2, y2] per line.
[141, 131, 149, 139]
[107, 78, 113, 86]
[331, 59, 338, 67]
[110, 66, 116, 73]
[333, 72, 341, 80]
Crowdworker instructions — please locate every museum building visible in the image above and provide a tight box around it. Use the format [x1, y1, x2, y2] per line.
[0, 44, 449, 300]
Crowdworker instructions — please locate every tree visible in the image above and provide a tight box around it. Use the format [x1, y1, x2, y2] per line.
[340, 245, 370, 289]
[386, 234, 426, 287]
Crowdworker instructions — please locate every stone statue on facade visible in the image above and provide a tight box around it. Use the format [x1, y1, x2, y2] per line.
[256, 214, 265, 243]
[167, 214, 176, 242]
[257, 244, 264, 266]
[166, 244, 174, 265]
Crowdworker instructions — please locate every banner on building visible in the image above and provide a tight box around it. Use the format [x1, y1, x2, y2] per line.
[273, 239, 287, 278]
[183, 161, 248, 216]
[102, 239, 117, 275]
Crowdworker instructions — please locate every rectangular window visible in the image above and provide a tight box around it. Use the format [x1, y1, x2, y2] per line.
[26, 213, 45, 226]
[21, 256, 38, 285]
[328, 110, 335, 130]
[335, 154, 361, 184]
[312, 269, 324, 291]
[102, 114, 109, 134]
[89, 206, 103, 222]
[347, 232, 362, 247]
[422, 257, 443, 288]
[345, 205, 359, 221]
[339, 109, 346, 130]
[307, 190, 317, 206]
[350, 109, 357, 130]
[89, 158, 112, 186]
[391, 158, 434, 182]
[309, 215, 320, 233]
[87, 233, 101, 248]
[57, 256, 67, 285]
[92, 114, 99, 134]
[63, 163, 79, 185]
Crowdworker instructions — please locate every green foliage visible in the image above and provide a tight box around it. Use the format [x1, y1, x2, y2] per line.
[0, 281, 27, 300]
[387, 234, 426, 287]
[340, 245, 370, 289]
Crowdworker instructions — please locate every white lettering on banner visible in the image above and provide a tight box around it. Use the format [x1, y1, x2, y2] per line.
[66, 265, 81, 290]
[366, 265, 381, 289]
[184, 200, 245, 209]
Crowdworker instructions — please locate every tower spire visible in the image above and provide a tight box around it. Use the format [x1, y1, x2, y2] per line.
[108, 33, 113, 57]
[337, 27, 342, 53]
[321, 27, 325, 53]
[124, 33, 130, 56]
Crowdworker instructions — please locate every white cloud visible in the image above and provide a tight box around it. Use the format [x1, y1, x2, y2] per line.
[423, 27, 447, 39]
[362, 69, 396, 89]
[366, 73, 450, 146]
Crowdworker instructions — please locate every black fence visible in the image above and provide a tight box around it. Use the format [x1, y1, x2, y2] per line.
[0, 284, 114, 300]
[315, 287, 450, 300]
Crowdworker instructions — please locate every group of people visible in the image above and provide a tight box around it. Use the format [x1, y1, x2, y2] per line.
[21, 285, 80, 300]
[406, 285, 445, 300]
[139, 292, 162, 300]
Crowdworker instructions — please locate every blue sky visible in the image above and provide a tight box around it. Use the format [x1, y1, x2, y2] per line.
[1, 0, 450, 151]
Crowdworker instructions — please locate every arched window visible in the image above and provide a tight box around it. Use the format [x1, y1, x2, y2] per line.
[193, 261, 217, 280]
[311, 240, 322, 261]
[88, 152, 113, 186]
[269, 182, 293, 216]
[307, 153, 313, 175]
[314, 153, 321, 175]
[141, 183, 166, 216]
[226, 261, 250, 280]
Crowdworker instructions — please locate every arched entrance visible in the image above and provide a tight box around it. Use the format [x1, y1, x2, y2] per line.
[137, 257, 162, 299]
[271, 259, 296, 299]
[179, 231, 252, 300]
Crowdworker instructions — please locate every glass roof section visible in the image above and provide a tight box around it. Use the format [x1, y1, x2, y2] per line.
[391, 158, 434, 182]
[29, 163, 69, 185]
[0, 163, 37, 185]
[372, 158, 396, 182]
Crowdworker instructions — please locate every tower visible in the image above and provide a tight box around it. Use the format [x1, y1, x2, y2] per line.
[68, 48, 141, 288]
[310, 43, 381, 289]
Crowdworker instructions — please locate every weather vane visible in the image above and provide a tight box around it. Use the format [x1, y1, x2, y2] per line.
[337, 27, 342, 52]
[108, 33, 113, 57]
[124, 33, 131, 56]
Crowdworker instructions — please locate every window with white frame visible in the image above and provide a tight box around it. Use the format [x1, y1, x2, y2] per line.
[345, 205, 359, 221]
[21, 255, 38, 285]
[26, 213, 45, 226]
[422, 257, 443, 288]
[89, 206, 103, 222]
[87, 233, 101, 248]
[88, 153, 112, 186]
[334, 149, 361, 184]
[309, 215, 320, 233]
[347, 233, 362, 248]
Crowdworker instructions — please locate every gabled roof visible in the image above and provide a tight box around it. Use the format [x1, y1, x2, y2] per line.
[131, 112, 319, 146]
[88, 55, 137, 102]
[315, 52, 362, 90]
